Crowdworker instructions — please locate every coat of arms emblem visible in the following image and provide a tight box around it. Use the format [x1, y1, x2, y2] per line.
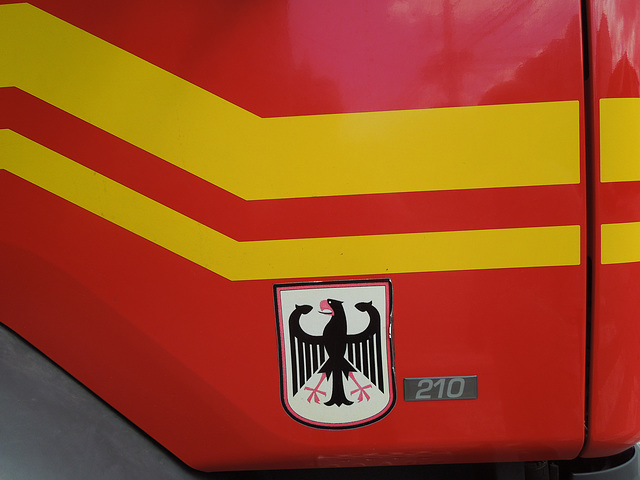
[274, 280, 395, 429]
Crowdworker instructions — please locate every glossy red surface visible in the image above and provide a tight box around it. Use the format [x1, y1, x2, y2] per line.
[27, 0, 583, 114]
[583, 0, 640, 458]
[1, 0, 589, 470]
[0, 178, 587, 469]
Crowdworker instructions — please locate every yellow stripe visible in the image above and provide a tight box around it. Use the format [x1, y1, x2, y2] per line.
[601, 222, 640, 265]
[1, 130, 580, 280]
[600, 98, 640, 183]
[0, 3, 580, 200]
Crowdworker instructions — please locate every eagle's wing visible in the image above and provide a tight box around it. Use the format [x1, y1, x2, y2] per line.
[345, 302, 385, 393]
[288, 304, 326, 396]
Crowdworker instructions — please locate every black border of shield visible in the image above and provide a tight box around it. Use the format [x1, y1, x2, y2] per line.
[273, 278, 396, 430]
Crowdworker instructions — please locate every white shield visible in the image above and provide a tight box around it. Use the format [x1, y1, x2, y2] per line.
[274, 279, 395, 429]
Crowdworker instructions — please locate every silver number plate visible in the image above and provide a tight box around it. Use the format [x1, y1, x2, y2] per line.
[404, 376, 478, 401]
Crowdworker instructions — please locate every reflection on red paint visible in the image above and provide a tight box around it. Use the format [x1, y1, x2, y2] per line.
[29, 0, 581, 115]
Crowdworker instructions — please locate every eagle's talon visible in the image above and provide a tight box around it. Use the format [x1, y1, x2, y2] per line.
[304, 373, 327, 403]
[349, 372, 373, 402]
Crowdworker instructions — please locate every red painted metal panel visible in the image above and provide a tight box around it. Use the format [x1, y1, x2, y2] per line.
[0, 0, 589, 470]
[583, 0, 640, 458]
[0, 176, 587, 469]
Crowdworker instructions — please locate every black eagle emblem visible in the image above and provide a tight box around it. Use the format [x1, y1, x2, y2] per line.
[288, 298, 385, 406]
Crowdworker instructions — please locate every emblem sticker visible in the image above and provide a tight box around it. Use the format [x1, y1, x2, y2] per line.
[274, 279, 395, 429]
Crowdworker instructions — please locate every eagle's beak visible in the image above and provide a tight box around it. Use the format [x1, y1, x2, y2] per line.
[319, 299, 333, 315]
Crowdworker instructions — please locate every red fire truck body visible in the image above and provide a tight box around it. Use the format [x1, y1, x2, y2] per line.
[1, 0, 639, 474]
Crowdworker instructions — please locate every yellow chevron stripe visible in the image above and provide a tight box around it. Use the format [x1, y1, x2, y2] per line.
[0, 3, 580, 200]
[600, 98, 640, 183]
[1, 130, 580, 280]
[601, 222, 640, 265]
